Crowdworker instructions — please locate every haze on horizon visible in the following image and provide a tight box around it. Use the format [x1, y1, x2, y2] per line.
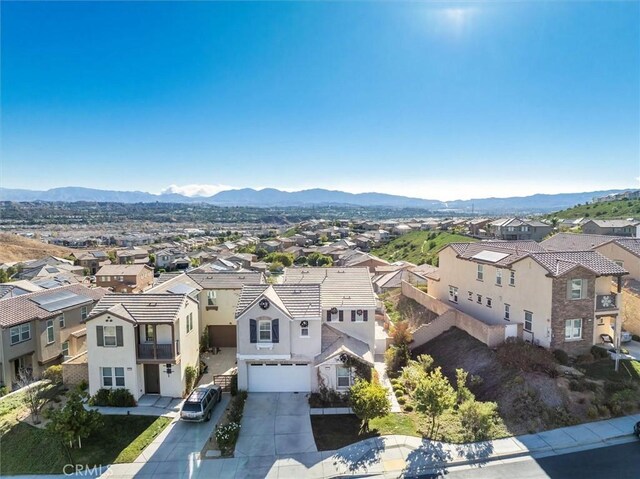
[1, 1, 639, 201]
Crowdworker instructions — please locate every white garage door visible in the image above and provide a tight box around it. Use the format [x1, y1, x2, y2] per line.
[248, 363, 311, 392]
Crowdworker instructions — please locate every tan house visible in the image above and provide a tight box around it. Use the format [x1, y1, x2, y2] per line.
[581, 219, 639, 237]
[115, 247, 150, 265]
[71, 251, 110, 275]
[429, 241, 628, 356]
[0, 284, 106, 390]
[96, 264, 154, 293]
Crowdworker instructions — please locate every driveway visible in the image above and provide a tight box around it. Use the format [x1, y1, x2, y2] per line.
[624, 340, 640, 360]
[235, 392, 317, 457]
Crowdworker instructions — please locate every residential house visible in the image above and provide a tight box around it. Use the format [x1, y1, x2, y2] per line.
[488, 218, 553, 241]
[85, 293, 199, 399]
[96, 264, 154, 293]
[337, 250, 390, 272]
[428, 241, 628, 355]
[116, 247, 150, 265]
[581, 220, 639, 237]
[0, 280, 44, 300]
[234, 267, 377, 392]
[155, 248, 191, 271]
[0, 284, 106, 390]
[259, 240, 283, 253]
[71, 251, 110, 275]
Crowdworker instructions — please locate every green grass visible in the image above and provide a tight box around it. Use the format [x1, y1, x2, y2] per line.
[548, 198, 640, 220]
[580, 359, 640, 383]
[0, 383, 59, 435]
[370, 413, 418, 436]
[0, 415, 171, 475]
[372, 231, 477, 265]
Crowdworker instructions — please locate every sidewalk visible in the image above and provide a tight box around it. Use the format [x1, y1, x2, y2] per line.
[84, 394, 183, 418]
[12, 412, 640, 478]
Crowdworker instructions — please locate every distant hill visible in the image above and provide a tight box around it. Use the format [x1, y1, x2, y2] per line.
[0, 233, 74, 263]
[371, 231, 477, 265]
[0, 186, 629, 214]
[547, 198, 640, 220]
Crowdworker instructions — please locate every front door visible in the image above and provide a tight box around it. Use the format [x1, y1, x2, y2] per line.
[144, 364, 160, 394]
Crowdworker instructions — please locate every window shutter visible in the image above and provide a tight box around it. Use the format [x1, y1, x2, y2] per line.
[363, 310, 368, 321]
[351, 311, 356, 322]
[272, 319, 279, 343]
[339, 310, 344, 322]
[116, 326, 124, 347]
[250, 319, 257, 343]
[97, 326, 104, 347]
[326, 310, 331, 322]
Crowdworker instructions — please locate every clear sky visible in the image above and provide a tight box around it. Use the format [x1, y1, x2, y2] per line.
[1, 1, 639, 201]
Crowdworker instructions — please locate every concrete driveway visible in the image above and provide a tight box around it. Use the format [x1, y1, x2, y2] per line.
[235, 392, 317, 457]
[624, 340, 640, 360]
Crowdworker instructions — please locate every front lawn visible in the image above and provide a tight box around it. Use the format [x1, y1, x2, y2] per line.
[580, 359, 640, 383]
[311, 413, 417, 451]
[0, 415, 171, 475]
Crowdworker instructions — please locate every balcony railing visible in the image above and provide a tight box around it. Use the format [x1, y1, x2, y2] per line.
[137, 342, 176, 361]
[595, 294, 618, 312]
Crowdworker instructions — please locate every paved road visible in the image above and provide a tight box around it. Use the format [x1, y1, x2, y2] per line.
[419, 442, 640, 479]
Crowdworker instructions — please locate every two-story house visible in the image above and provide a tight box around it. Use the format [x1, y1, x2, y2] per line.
[71, 251, 110, 275]
[234, 268, 377, 393]
[95, 264, 154, 293]
[0, 284, 106, 390]
[429, 241, 628, 355]
[85, 293, 199, 399]
[488, 218, 553, 241]
[155, 248, 190, 271]
[115, 247, 150, 265]
[582, 220, 639, 237]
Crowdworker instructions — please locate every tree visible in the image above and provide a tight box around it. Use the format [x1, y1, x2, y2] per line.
[269, 261, 284, 273]
[17, 372, 50, 425]
[0, 269, 9, 283]
[458, 399, 499, 441]
[149, 253, 156, 265]
[455, 368, 474, 404]
[413, 367, 456, 436]
[307, 252, 333, 267]
[107, 251, 117, 263]
[255, 248, 268, 260]
[47, 391, 103, 448]
[265, 252, 294, 267]
[390, 320, 412, 346]
[350, 378, 391, 433]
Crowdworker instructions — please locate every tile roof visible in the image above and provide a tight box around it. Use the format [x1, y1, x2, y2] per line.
[0, 284, 107, 328]
[315, 324, 374, 366]
[527, 251, 628, 277]
[88, 293, 191, 323]
[446, 241, 543, 267]
[585, 219, 639, 227]
[283, 267, 377, 308]
[541, 233, 624, 251]
[613, 238, 640, 258]
[96, 264, 151, 276]
[235, 284, 321, 318]
[188, 271, 264, 289]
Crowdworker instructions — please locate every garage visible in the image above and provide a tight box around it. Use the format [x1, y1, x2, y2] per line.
[208, 325, 237, 348]
[247, 363, 311, 392]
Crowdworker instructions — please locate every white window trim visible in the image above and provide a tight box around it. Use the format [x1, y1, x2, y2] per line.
[10, 323, 31, 345]
[101, 366, 125, 388]
[81, 306, 88, 320]
[564, 318, 583, 341]
[62, 341, 69, 357]
[103, 325, 117, 347]
[448, 286, 458, 303]
[509, 271, 516, 286]
[46, 319, 55, 344]
[59, 314, 65, 328]
[258, 319, 272, 343]
[504, 304, 510, 321]
[336, 365, 351, 389]
[477, 265, 484, 281]
[496, 270, 502, 286]
[569, 279, 585, 300]
[524, 311, 533, 332]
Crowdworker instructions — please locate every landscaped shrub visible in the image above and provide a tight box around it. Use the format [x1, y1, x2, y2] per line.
[215, 422, 241, 456]
[385, 345, 411, 377]
[227, 390, 248, 424]
[496, 338, 556, 375]
[230, 375, 238, 396]
[0, 386, 7, 397]
[89, 388, 112, 406]
[397, 397, 406, 405]
[403, 404, 413, 412]
[77, 379, 89, 391]
[591, 346, 610, 359]
[587, 405, 599, 419]
[459, 399, 499, 441]
[552, 349, 569, 366]
[109, 388, 136, 407]
[43, 365, 63, 384]
[185, 365, 197, 394]
[394, 389, 404, 398]
[608, 389, 638, 415]
[576, 353, 595, 364]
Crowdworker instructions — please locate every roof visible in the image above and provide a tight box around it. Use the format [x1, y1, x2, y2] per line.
[235, 284, 321, 318]
[610, 238, 640, 259]
[96, 264, 151, 276]
[0, 284, 107, 328]
[445, 241, 544, 267]
[315, 324, 374, 367]
[188, 271, 264, 289]
[147, 273, 203, 297]
[525, 251, 628, 277]
[584, 219, 639, 227]
[88, 293, 192, 323]
[283, 267, 377, 308]
[541, 233, 625, 251]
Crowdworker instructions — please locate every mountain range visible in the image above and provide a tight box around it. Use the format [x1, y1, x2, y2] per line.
[0, 186, 627, 214]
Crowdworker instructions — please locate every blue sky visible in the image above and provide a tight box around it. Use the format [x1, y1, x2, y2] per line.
[1, 1, 639, 200]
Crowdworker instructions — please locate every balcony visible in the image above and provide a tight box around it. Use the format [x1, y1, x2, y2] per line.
[595, 294, 618, 312]
[137, 341, 180, 363]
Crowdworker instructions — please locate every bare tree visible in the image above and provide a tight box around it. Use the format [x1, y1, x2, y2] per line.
[17, 368, 50, 425]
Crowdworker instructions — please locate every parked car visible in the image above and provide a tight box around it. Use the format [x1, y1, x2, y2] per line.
[621, 330, 633, 343]
[180, 385, 222, 422]
[635, 421, 640, 439]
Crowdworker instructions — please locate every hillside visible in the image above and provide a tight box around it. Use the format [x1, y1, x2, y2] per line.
[371, 231, 477, 265]
[0, 234, 73, 263]
[548, 198, 640, 220]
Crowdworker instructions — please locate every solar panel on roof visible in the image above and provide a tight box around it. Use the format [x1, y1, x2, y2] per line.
[39, 295, 91, 312]
[471, 251, 510, 263]
[32, 290, 76, 305]
[167, 283, 197, 295]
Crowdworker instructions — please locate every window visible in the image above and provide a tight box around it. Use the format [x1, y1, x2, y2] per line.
[477, 264, 484, 281]
[524, 311, 533, 332]
[565, 319, 582, 340]
[207, 290, 217, 306]
[569, 279, 585, 300]
[468, 291, 473, 301]
[259, 320, 271, 342]
[104, 276, 110, 282]
[522, 226, 529, 232]
[59, 314, 65, 328]
[496, 270, 502, 286]
[509, 270, 515, 286]
[337, 366, 351, 388]
[504, 304, 510, 320]
[145, 324, 154, 342]
[486, 298, 492, 308]
[477, 294, 482, 304]
[448, 286, 458, 303]
[186, 313, 194, 333]
[46, 319, 55, 344]
[62, 341, 69, 357]
[301, 324, 309, 337]
[101, 367, 125, 388]
[10, 324, 31, 345]
[81, 306, 88, 320]
[103, 325, 117, 346]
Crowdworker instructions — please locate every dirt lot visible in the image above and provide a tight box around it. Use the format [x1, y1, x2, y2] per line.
[0, 234, 73, 263]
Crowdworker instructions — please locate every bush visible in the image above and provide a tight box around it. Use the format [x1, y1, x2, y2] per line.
[608, 389, 638, 415]
[215, 422, 241, 456]
[385, 345, 410, 376]
[89, 388, 111, 407]
[89, 388, 136, 407]
[0, 386, 7, 397]
[597, 404, 611, 416]
[397, 397, 406, 405]
[576, 353, 595, 364]
[591, 346, 610, 359]
[43, 365, 63, 384]
[230, 375, 238, 396]
[185, 365, 197, 394]
[227, 390, 247, 423]
[394, 389, 405, 398]
[459, 399, 499, 441]
[552, 349, 569, 365]
[496, 338, 556, 375]
[587, 405, 599, 419]
[350, 379, 391, 433]
[77, 379, 89, 392]
[403, 404, 413, 412]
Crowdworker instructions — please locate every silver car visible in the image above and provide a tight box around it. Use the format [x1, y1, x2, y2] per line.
[180, 385, 222, 422]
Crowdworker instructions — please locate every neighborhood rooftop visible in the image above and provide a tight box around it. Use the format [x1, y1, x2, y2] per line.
[88, 293, 193, 323]
[235, 284, 321, 318]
